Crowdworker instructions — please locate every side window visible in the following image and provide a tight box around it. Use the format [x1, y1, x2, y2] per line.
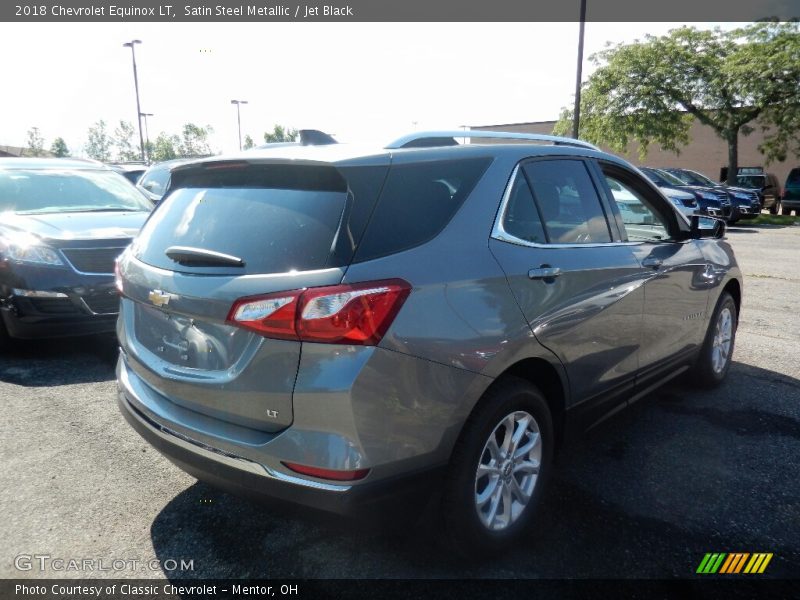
[502, 170, 547, 243]
[140, 168, 169, 195]
[522, 160, 611, 244]
[604, 173, 670, 242]
[354, 157, 491, 262]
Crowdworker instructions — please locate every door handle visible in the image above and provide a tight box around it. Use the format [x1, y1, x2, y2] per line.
[528, 266, 562, 280]
[642, 257, 663, 269]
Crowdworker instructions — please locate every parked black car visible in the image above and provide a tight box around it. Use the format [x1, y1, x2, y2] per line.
[664, 168, 761, 222]
[0, 158, 152, 349]
[135, 158, 195, 203]
[639, 168, 732, 221]
[735, 168, 781, 214]
[108, 162, 148, 185]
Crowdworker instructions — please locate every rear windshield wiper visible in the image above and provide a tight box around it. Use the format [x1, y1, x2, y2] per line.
[165, 246, 245, 267]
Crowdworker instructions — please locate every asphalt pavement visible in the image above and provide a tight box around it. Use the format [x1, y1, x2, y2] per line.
[1, 221, 798, 580]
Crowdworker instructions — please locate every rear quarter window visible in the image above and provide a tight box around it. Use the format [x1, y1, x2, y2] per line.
[354, 157, 491, 262]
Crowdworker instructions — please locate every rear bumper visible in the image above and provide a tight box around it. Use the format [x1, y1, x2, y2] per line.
[117, 354, 445, 521]
[781, 199, 800, 210]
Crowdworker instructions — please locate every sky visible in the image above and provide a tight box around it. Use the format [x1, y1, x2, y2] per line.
[0, 22, 738, 156]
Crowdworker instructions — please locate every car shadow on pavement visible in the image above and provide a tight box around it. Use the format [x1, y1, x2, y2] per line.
[149, 360, 800, 579]
[0, 334, 118, 386]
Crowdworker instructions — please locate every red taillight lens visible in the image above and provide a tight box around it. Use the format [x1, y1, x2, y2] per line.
[227, 290, 302, 340]
[282, 461, 370, 481]
[227, 279, 411, 345]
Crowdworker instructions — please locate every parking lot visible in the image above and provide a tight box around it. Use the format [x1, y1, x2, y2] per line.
[2, 222, 799, 580]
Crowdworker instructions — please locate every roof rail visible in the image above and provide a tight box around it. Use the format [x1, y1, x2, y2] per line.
[385, 130, 600, 151]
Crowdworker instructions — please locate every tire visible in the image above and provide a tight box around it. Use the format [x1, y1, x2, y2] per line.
[442, 377, 554, 557]
[0, 314, 10, 352]
[782, 206, 791, 216]
[769, 202, 778, 215]
[690, 291, 737, 388]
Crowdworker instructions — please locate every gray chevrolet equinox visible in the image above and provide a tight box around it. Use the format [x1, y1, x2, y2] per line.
[116, 131, 742, 552]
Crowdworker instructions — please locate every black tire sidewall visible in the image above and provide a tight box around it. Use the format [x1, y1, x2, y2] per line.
[443, 378, 554, 554]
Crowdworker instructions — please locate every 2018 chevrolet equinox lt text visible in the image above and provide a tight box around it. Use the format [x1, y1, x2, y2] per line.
[115, 131, 742, 553]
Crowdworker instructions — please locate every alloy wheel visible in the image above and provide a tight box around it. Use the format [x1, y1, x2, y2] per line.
[711, 306, 733, 374]
[474, 411, 541, 531]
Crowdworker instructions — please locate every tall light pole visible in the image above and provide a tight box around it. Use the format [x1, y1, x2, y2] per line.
[230, 99, 248, 150]
[140, 112, 153, 162]
[572, 0, 587, 139]
[123, 39, 146, 161]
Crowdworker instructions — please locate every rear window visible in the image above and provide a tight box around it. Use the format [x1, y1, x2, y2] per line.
[354, 157, 491, 262]
[134, 164, 363, 275]
[787, 169, 800, 185]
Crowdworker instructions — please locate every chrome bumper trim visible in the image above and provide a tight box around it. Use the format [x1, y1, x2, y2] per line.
[118, 361, 351, 493]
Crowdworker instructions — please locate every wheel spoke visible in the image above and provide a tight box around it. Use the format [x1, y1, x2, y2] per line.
[477, 463, 500, 477]
[514, 432, 540, 459]
[509, 415, 530, 454]
[501, 483, 513, 524]
[509, 477, 531, 504]
[514, 459, 540, 475]
[499, 414, 515, 456]
[485, 484, 503, 526]
[476, 475, 500, 506]
[486, 436, 501, 461]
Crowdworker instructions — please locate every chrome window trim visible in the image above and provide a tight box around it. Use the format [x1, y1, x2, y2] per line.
[490, 163, 644, 249]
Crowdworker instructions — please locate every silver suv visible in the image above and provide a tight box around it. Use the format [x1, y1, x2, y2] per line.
[116, 131, 742, 552]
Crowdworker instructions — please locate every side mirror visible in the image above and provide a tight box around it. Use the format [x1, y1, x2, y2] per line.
[690, 215, 726, 239]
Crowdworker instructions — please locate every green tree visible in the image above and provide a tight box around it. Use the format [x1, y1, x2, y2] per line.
[150, 132, 180, 162]
[25, 127, 45, 157]
[243, 134, 255, 150]
[50, 137, 69, 157]
[263, 125, 297, 143]
[85, 120, 112, 162]
[113, 120, 139, 162]
[178, 123, 213, 157]
[554, 22, 800, 184]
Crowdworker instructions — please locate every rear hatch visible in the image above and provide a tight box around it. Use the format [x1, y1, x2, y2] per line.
[118, 158, 389, 433]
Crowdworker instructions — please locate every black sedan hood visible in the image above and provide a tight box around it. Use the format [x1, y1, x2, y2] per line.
[0, 211, 149, 243]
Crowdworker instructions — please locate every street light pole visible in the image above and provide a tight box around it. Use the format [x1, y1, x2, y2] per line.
[572, 0, 587, 139]
[140, 113, 153, 162]
[230, 100, 248, 150]
[123, 39, 146, 162]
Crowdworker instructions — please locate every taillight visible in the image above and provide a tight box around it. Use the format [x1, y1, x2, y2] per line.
[282, 461, 370, 481]
[226, 279, 411, 345]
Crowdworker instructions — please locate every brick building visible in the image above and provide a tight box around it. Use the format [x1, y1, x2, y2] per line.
[471, 119, 800, 190]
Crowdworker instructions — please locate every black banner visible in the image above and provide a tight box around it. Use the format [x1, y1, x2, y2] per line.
[2, 579, 798, 600]
[1, 0, 799, 22]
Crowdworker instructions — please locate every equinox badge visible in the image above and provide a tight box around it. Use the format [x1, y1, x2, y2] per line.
[148, 289, 171, 307]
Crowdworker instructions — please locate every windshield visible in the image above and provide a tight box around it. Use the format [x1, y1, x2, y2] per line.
[736, 175, 765, 189]
[668, 169, 713, 186]
[0, 168, 153, 214]
[651, 168, 686, 186]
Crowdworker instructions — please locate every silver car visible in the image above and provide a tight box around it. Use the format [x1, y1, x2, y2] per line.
[116, 131, 742, 554]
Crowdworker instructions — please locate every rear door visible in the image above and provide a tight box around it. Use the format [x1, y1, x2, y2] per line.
[489, 157, 646, 425]
[118, 159, 388, 433]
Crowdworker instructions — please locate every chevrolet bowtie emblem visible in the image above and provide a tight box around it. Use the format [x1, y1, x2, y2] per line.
[148, 289, 171, 307]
